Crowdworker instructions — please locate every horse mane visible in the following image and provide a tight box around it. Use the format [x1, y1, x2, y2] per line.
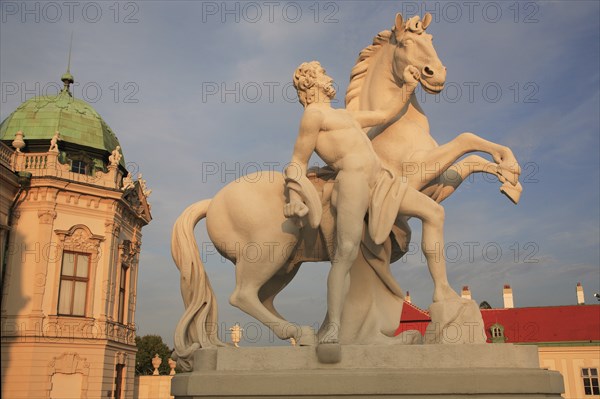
[345, 30, 393, 110]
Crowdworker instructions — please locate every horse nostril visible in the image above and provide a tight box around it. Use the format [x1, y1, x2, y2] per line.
[423, 66, 434, 77]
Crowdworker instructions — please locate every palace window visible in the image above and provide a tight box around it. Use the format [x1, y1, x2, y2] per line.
[582, 368, 599, 395]
[71, 159, 87, 174]
[489, 323, 507, 343]
[117, 264, 128, 324]
[58, 251, 90, 316]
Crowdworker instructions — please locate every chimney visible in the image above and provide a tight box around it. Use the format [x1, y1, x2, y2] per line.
[503, 284, 514, 308]
[405, 291, 412, 304]
[577, 282, 585, 305]
[461, 285, 472, 300]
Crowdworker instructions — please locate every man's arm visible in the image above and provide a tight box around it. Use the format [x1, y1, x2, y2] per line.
[284, 109, 324, 218]
[287, 108, 323, 179]
[350, 65, 421, 128]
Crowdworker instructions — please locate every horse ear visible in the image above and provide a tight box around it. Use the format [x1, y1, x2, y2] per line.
[422, 13, 432, 29]
[395, 13, 404, 31]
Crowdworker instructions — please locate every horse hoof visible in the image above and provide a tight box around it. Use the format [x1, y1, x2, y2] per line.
[500, 181, 522, 204]
[497, 163, 520, 186]
[316, 342, 341, 363]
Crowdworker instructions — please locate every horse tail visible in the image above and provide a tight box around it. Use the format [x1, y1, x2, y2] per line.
[171, 199, 225, 371]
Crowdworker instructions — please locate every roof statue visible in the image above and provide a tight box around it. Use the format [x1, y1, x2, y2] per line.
[109, 146, 122, 166]
[171, 12, 523, 372]
[138, 173, 152, 198]
[122, 172, 135, 191]
[49, 131, 61, 153]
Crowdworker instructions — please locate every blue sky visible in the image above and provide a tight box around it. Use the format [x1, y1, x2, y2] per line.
[1, 1, 598, 347]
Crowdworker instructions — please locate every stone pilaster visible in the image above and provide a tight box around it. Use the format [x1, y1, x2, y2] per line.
[100, 219, 120, 322]
[29, 208, 57, 321]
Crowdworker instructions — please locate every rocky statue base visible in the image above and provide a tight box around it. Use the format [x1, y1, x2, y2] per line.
[172, 344, 563, 398]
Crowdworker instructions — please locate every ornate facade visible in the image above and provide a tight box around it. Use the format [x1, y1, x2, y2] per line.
[0, 72, 151, 398]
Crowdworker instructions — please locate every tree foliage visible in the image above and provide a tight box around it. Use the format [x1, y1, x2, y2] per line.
[135, 334, 173, 375]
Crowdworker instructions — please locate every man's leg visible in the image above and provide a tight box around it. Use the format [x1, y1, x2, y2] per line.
[398, 188, 459, 302]
[322, 171, 370, 343]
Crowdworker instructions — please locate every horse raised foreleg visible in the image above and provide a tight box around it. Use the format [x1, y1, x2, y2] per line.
[405, 132, 521, 191]
[421, 154, 522, 204]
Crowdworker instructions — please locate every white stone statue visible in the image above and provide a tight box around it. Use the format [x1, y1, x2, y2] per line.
[138, 173, 152, 198]
[152, 354, 162, 376]
[109, 145, 122, 166]
[229, 323, 243, 348]
[168, 358, 177, 375]
[49, 131, 61, 153]
[171, 12, 522, 371]
[284, 61, 455, 344]
[122, 173, 134, 190]
[12, 131, 25, 153]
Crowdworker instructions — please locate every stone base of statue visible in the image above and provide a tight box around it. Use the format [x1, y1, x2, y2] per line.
[171, 344, 563, 398]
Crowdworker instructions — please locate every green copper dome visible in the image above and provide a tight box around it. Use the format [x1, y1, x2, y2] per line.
[0, 81, 124, 165]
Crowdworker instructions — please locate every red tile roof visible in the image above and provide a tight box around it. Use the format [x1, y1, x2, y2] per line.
[394, 302, 600, 344]
[480, 305, 600, 343]
[395, 301, 430, 336]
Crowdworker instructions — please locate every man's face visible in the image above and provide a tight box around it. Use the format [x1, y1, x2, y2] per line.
[316, 68, 336, 100]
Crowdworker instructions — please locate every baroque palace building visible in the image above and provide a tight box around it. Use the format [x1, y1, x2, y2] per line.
[0, 70, 151, 398]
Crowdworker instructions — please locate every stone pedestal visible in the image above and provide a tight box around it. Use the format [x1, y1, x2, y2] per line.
[172, 344, 564, 398]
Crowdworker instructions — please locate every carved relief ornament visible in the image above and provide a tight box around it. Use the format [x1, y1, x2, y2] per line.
[119, 239, 140, 266]
[55, 225, 104, 254]
[38, 209, 57, 225]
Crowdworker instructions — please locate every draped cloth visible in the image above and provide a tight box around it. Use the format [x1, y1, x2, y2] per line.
[300, 165, 408, 246]
[368, 167, 409, 245]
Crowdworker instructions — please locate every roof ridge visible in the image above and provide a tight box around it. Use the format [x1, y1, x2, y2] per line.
[403, 300, 430, 315]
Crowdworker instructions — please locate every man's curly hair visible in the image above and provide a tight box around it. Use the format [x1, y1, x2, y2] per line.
[293, 61, 323, 107]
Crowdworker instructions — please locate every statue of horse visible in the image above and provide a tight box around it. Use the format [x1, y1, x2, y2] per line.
[171, 13, 522, 371]
[346, 13, 522, 203]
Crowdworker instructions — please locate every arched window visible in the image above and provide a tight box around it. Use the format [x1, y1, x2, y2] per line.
[490, 323, 506, 343]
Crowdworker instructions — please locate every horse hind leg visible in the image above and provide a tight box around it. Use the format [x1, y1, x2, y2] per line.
[230, 258, 316, 345]
[257, 263, 316, 345]
[258, 263, 300, 319]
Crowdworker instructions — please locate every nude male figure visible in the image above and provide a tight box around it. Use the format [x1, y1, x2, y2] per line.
[49, 131, 61, 153]
[284, 61, 459, 343]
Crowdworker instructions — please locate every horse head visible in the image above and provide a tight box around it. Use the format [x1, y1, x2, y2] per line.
[391, 13, 446, 94]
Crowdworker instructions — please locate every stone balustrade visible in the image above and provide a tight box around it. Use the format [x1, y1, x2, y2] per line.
[1, 316, 137, 346]
[0, 141, 123, 190]
[0, 142, 13, 168]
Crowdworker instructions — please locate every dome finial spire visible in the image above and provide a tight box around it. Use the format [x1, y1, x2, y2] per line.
[61, 32, 74, 95]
